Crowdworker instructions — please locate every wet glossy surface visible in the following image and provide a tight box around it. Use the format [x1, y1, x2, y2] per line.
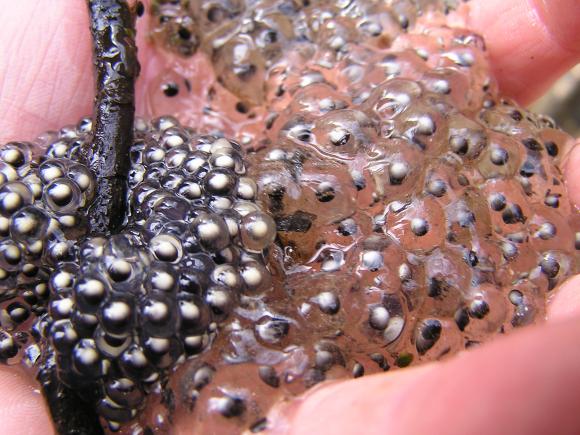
[0, 0, 578, 434]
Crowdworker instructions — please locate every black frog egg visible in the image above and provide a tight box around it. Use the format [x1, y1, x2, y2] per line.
[0, 239, 22, 271]
[255, 316, 290, 345]
[119, 343, 154, 381]
[361, 250, 383, 271]
[68, 164, 95, 197]
[239, 211, 276, 252]
[489, 147, 509, 165]
[49, 293, 75, 320]
[49, 319, 79, 355]
[209, 148, 244, 173]
[6, 301, 30, 324]
[100, 297, 135, 337]
[150, 234, 183, 263]
[105, 377, 145, 409]
[44, 179, 82, 214]
[239, 260, 270, 293]
[50, 264, 77, 294]
[45, 237, 76, 264]
[535, 222, 556, 240]
[313, 291, 340, 315]
[0, 143, 31, 170]
[315, 182, 335, 202]
[539, 252, 560, 278]
[9, 206, 50, 244]
[96, 396, 136, 423]
[94, 327, 132, 358]
[389, 161, 410, 185]
[72, 338, 103, 378]
[74, 276, 108, 313]
[182, 333, 209, 356]
[145, 145, 166, 164]
[160, 126, 190, 149]
[191, 213, 230, 253]
[38, 160, 65, 184]
[165, 147, 189, 170]
[369, 305, 390, 330]
[488, 192, 507, 211]
[212, 264, 242, 291]
[0, 182, 33, 217]
[184, 151, 209, 175]
[0, 330, 18, 360]
[178, 180, 203, 200]
[141, 294, 178, 338]
[178, 293, 211, 335]
[415, 318, 442, 355]
[22, 173, 43, 200]
[410, 217, 429, 236]
[205, 285, 235, 317]
[426, 178, 447, 197]
[203, 168, 237, 196]
[147, 264, 178, 293]
[45, 140, 70, 159]
[106, 257, 134, 288]
[236, 177, 257, 200]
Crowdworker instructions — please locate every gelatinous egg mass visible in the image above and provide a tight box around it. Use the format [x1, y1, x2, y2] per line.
[0, 0, 578, 434]
[0, 117, 275, 432]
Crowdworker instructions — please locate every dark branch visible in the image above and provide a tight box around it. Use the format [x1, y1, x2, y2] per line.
[86, 0, 139, 235]
[37, 349, 104, 435]
[39, 1, 139, 433]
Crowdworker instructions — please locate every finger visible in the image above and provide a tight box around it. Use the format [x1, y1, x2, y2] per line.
[564, 141, 580, 208]
[272, 315, 580, 435]
[548, 275, 580, 321]
[0, 0, 157, 145]
[467, 0, 580, 105]
[0, 366, 54, 435]
[0, 0, 93, 143]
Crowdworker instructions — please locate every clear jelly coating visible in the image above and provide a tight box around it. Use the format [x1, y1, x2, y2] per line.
[0, 0, 578, 434]
[0, 117, 274, 431]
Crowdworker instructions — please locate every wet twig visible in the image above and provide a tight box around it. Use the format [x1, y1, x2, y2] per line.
[38, 1, 139, 433]
[37, 349, 104, 435]
[86, 0, 139, 235]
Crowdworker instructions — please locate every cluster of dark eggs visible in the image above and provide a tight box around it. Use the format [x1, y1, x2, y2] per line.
[0, 0, 578, 433]
[0, 122, 96, 360]
[0, 115, 276, 430]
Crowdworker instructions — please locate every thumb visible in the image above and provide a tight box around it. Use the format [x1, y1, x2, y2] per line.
[467, 0, 580, 105]
[269, 311, 580, 435]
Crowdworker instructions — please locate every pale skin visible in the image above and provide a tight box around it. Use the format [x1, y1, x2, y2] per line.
[0, 1, 579, 434]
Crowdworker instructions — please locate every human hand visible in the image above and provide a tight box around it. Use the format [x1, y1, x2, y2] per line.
[0, 1, 579, 434]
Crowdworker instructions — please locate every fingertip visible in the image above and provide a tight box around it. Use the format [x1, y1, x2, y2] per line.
[564, 141, 580, 210]
[281, 318, 580, 435]
[548, 275, 580, 322]
[0, 366, 54, 435]
[0, 1, 93, 143]
[267, 366, 436, 435]
[530, 0, 580, 56]
[467, 0, 580, 104]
